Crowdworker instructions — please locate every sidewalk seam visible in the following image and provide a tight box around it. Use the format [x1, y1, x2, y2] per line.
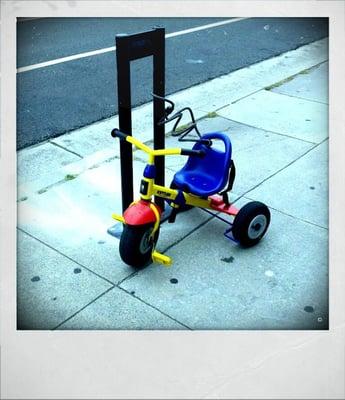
[19, 224, 207, 329]
[267, 90, 328, 105]
[264, 60, 328, 90]
[115, 213, 216, 287]
[52, 286, 115, 330]
[244, 200, 329, 231]
[226, 87, 264, 106]
[215, 117, 319, 145]
[117, 286, 192, 330]
[241, 138, 328, 199]
[18, 228, 192, 330]
[49, 140, 84, 159]
[163, 214, 215, 255]
[117, 270, 140, 286]
[18, 227, 118, 286]
[54, 284, 192, 330]
[219, 60, 327, 107]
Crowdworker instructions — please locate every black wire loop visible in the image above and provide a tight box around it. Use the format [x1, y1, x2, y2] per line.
[151, 93, 211, 146]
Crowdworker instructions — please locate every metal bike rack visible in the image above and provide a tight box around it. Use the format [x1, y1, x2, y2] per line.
[116, 27, 166, 212]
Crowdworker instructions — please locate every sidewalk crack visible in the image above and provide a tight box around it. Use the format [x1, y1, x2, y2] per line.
[268, 91, 328, 105]
[117, 286, 192, 330]
[241, 138, 328, 197]
[117, 271, 140, 285]
[225, 87, 264, 106]
[243, 197, 329, 230]
[217, 60, 328, 108]
[52, 286, 115, 330]
[49, 141, 83, 159]
[162, 213, 215, 254]
[220, 118, 319, 145]
[18, 227, 117, 286]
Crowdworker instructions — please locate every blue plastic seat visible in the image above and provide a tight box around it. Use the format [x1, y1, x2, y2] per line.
[172, 132, 232, 197]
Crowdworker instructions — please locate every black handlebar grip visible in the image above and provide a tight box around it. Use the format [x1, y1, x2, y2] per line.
[181, 149, 205, 158]
[111, 128, 128, 140]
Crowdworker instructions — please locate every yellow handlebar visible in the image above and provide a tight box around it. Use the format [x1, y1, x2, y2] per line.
[125, 135, 182, 157]
[111, 128, 204, 163]
[125, 135, 153, 154]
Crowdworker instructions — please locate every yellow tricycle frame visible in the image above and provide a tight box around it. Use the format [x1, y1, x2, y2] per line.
[122, 134, 213, 209]
[111, 131, 238, 267]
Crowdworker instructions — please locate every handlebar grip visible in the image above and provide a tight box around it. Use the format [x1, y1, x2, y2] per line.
[181, 148, 205, 158]
[111, 128, 128, 141]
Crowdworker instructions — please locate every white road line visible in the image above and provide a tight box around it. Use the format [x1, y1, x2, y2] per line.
[17, 46, 117, 73]
[17, 17, 248, 74]
[165, 17, 247, 38]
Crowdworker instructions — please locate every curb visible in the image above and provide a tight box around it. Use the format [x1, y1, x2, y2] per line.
[17, 38, 328, 198]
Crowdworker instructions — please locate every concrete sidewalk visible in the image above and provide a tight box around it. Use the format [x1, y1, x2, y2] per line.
[17, 38, 329, 330]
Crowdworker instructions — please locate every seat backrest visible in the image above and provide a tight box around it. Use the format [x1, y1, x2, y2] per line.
[184, 132, 232, 190]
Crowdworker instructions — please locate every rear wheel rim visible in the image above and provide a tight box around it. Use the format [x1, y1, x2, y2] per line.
[247, 214, 267, 239]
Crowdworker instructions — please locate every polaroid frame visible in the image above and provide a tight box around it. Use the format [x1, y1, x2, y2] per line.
[1, 1, 344, 399]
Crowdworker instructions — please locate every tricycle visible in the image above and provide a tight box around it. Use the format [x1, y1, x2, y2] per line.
[111, 95, 270, 268]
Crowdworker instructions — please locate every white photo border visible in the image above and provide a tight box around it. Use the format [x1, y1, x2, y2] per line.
[1, 1, 344, 398]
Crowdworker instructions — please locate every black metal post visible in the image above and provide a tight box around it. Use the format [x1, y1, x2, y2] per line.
[152, 28, 165, 210]
[116, 35, 133, 213]
[115, 28, 165, 213]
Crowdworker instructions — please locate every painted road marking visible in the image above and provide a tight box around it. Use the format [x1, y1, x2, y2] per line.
[165, 17, 248, 38]
[17, 18, 249, 73]
[17, 46, 117, 73]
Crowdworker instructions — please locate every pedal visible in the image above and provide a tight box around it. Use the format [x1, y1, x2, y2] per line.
[152, 250, 172, 267]
[112, 213, 125, 223]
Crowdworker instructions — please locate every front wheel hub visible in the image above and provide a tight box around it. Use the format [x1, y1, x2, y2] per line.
[139, 229, 153, 254]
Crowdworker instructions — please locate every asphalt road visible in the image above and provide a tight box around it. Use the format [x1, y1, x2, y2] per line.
[17, 17, 328, 149]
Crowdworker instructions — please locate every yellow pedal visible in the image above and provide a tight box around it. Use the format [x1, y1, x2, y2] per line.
[152, 250, 172, 267]
[112, 213, 125, 223]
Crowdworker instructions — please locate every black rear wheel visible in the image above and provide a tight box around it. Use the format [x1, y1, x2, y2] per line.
[232, 201, 270, 247]
[119, 223, 160, 268]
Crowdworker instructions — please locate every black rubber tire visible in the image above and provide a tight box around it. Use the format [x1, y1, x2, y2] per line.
[232, 201, 270, 247]
[119, 223, 160, 268]
[169, 181, 193, 211]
